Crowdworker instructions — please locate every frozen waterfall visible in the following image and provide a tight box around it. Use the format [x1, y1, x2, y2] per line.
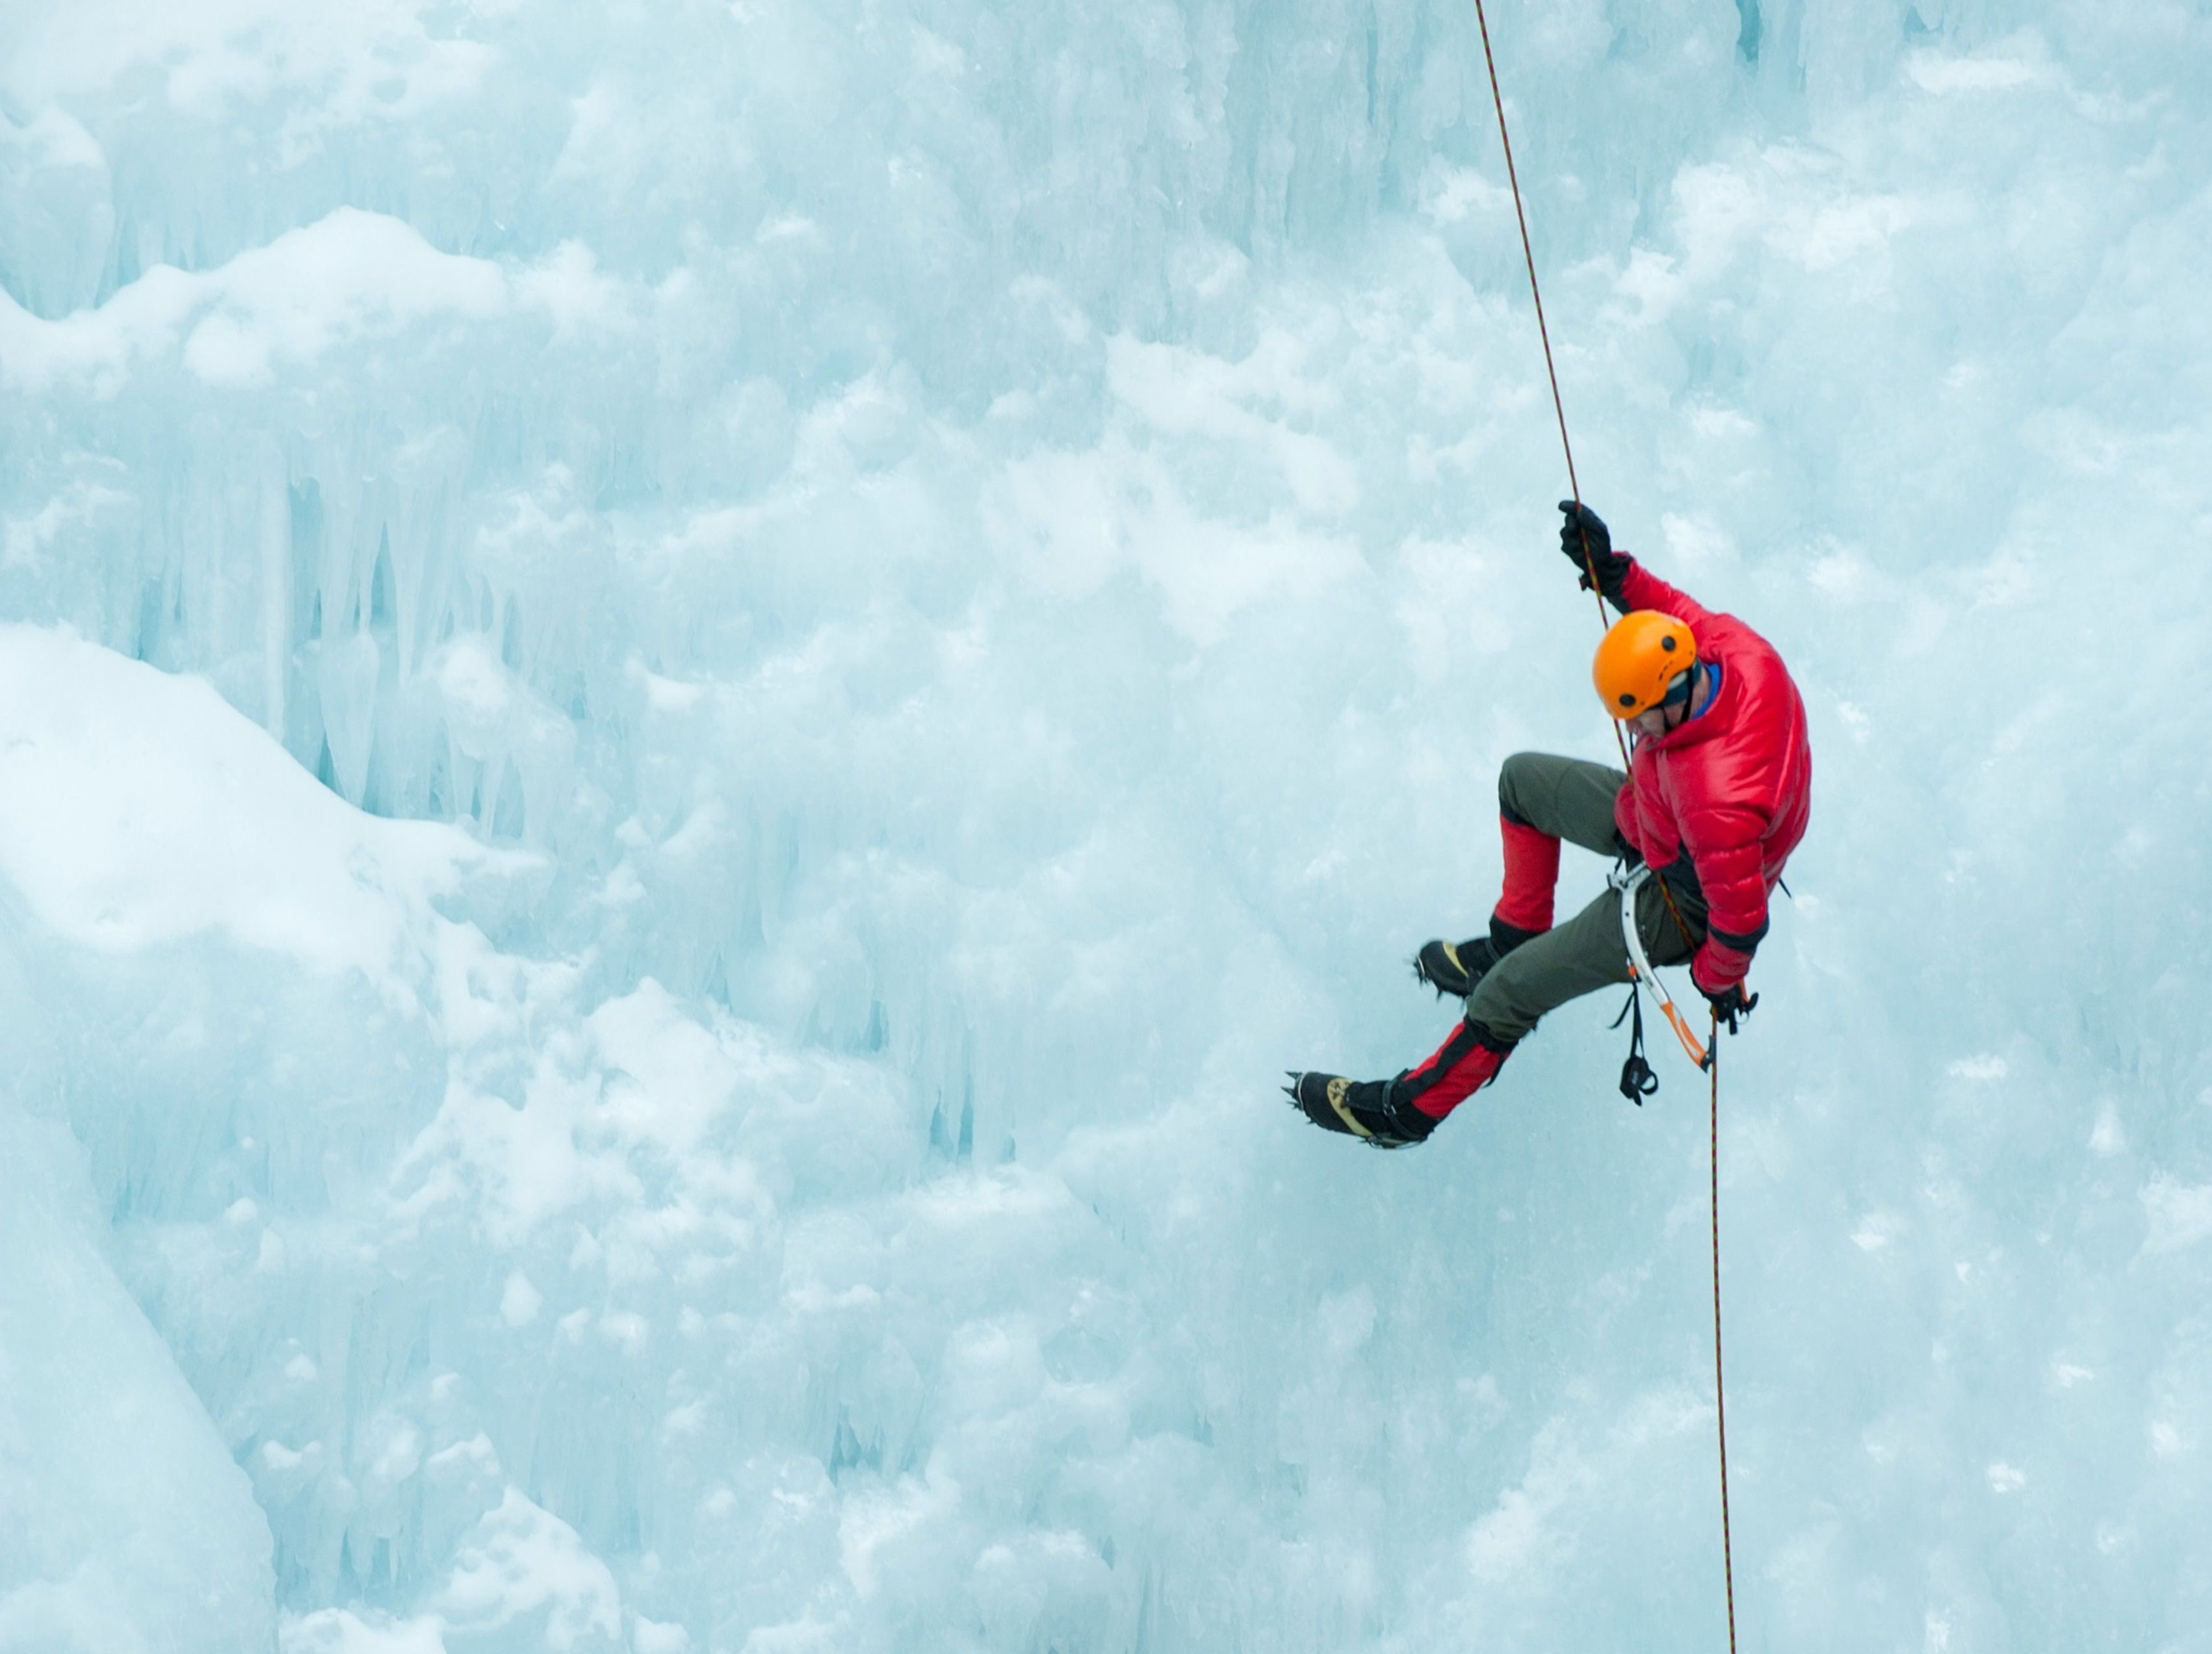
[1, 1, 2207, 1649]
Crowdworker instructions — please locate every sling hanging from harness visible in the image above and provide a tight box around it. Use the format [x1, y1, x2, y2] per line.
[1609, 986, 1659, 1104]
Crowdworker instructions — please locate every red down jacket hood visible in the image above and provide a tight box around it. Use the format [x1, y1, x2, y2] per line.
[1610, 562, 1812, 993]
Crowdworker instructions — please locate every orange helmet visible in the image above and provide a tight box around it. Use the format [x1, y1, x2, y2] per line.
[1593, 610, 1697, 719]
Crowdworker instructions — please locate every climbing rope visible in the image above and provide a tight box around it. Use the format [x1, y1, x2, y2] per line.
[1710, 1016, 1739, 1654]
[1468, 3, 1739, 1648]
[1465, 0, 1624, 720]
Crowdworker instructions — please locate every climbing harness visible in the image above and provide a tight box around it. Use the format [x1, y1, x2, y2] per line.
[1470, 2, 1741, 1646]
[1612, 863, 1711, 1072]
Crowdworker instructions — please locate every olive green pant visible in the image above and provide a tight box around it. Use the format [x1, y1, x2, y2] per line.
[1465, 753, 1707, 1044]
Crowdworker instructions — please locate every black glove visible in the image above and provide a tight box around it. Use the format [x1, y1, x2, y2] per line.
[1559, 500, 1632, 606]
[1698, 980, 1759, 1036]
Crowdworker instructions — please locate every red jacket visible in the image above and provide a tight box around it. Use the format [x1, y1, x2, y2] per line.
[1611, 563, 1812, 994]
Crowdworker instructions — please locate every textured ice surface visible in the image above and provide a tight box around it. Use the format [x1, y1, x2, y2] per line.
[2, 0, 2209, 1649]
[0, 1099, 273, 1652]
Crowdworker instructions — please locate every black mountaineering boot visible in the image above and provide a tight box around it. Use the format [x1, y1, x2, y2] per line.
[1283, 1072, 1436, 1149]
[1412, 916, 1541, 1000]
[1414, 937, 1498, 1000]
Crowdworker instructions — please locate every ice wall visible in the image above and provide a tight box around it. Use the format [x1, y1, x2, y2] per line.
[2, 0, 2209, 1649]
[0, 1101, 273, 1651]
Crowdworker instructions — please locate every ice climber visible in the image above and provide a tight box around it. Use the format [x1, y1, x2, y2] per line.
[1286, 501, 1812, 1148]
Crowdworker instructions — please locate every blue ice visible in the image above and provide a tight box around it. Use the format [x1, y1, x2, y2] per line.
[1, 1, 2207, 1649]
